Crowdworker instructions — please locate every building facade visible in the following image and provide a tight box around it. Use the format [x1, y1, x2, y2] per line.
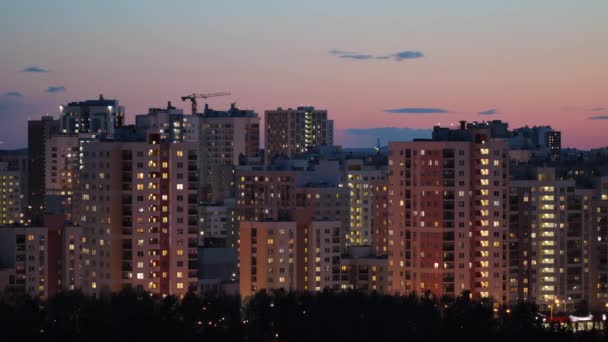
[265, 106, 333, 162]
[388, 124, 509, 303]
[80, 136, 198, 297]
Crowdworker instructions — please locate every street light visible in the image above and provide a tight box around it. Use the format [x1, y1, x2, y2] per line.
[550, 298, 560, 320]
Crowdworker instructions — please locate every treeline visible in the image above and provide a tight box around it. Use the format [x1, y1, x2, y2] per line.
[0, 289, 604, 341]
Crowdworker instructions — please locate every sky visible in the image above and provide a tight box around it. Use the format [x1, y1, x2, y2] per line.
[1, 0, 607, 149]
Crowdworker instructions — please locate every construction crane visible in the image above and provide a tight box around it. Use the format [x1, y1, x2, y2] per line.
[181, 92, 231, 115]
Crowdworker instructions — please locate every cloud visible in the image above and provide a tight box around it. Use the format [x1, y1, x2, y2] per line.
[384, 107, 448, 114]
[329, 49, 357, 55]
[329, 49, 424, 62]
[46, 86, 66, 93]
[392, 51, 424, 60]
[3, 91, 23, 97]
[22, 67, 48, 73]
[589, 115, 608, 120]
[338, 53, 375, 60]
[591, 107, 605, 111]
[344, 127, 432, 147]
[478, 108, 497, 115]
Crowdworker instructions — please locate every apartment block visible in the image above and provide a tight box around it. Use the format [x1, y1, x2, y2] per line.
[45, 135, 79, 222]
[0, 161, 25, 225]
[510, 170, 608, 311]
[265, 106, 333, 162]
[345, 159, 387, 246]
[198, 103, 259, 203]
[135, 102, 199, 143]
[372, 178, 389, 257]
[388, 122, 509, 303]
[341, 246, 388, 293]
[239, 221, 302, 296]
[80, 136, 198, 297]
[59, 94, 124, 136]
[198, 199, 235, 247]
[28, 116, 60, 221]
[0, 215, 71, 299]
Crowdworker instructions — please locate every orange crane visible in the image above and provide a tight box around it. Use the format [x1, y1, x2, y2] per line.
[181, 92, 231, 114]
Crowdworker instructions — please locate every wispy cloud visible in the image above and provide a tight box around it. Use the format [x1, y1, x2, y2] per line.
[384, 107, 448, 114]
[3, 91, 23, 97]
[393, 51, 424, 60]
[338, 53, 375, 60]
[46, 86, 66, 93]
[478, 108, 497, 115]
[329, 49, 424, 62]
[22, 66, 48, 73]
[591, 107, 605, 112]
[589, 115, 608, 120]
[344, 127, 432, 147]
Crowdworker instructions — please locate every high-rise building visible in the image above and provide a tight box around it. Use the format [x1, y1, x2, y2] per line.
[135, 102, 199, 143]
[0, 215, 81, 298]
[239, 218, 346, 297]
[45, 135, 79, 222]
[388, 122, 510, 303]
[235, 169, 297, 222]
[264, 106, 333, 162]
[80, 135, 198, 297]
[510, 169, 607, 311]
[239, 221, 302, 296]
[371, 178, 389, 257]
[590, 180, 608, 311]
[237, 159, 350, 296]
[61, 224, 83, 291]
[28, 116, 60, 222]
[545, 131, 561, 161]
[198, 103, 259, 203]
[345, 159, 387, 246]
[0, 150, 27, 225]
[59, 94, 124, 136]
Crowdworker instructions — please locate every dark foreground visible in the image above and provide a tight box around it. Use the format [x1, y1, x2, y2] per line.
[0, 289, 605, 341]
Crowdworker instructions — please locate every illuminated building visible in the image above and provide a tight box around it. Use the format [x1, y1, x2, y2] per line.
[80, 135, 198, 297]
[388, 121, 510, 303]
[264, 106, 333, 162]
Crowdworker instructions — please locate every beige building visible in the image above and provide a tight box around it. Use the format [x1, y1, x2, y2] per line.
[198, 104, 260, 204]
[345, 159, 386, 246]
[510, 170, 608, 311]
[239, 221, 301, 296]
[80, 135, 198, 297]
